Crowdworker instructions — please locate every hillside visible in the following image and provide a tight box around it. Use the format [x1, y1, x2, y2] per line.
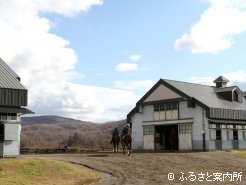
[21, 115, 126, 149]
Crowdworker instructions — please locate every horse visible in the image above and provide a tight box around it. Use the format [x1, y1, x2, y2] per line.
[121, 134, 132, 156]
[110, 136, 120, 152]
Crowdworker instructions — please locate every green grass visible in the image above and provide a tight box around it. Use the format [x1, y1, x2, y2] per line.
[0, 158, 101, 185]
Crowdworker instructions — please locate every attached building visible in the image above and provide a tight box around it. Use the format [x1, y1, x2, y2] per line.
[0, 58, 33, 157]
[127, 76, 246, 151]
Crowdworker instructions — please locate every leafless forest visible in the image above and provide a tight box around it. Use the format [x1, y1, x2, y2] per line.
[21, 116, 126, 149]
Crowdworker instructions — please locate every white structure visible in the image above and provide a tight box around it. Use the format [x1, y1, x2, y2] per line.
[0, 58, 33, 157]
[127, 76, 246, 151]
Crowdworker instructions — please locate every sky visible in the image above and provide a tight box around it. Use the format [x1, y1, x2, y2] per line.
[0, 0, 246, 123]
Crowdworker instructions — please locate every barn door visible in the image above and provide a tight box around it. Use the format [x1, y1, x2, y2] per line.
[143, 126, 155, 150]
[178, 124, 192, 150]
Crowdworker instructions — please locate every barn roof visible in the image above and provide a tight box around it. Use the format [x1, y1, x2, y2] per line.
[127, 78, 246, 122]
[0, 58, 26, 89]
[164, 79, 246, 111]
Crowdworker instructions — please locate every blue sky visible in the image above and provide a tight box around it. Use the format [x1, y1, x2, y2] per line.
[0, 0, 246, 122]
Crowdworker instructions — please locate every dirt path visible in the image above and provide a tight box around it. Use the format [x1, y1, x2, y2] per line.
[27, 151, 246, 184]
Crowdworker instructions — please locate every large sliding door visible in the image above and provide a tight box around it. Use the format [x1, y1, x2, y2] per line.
[143, 126, 155, 150]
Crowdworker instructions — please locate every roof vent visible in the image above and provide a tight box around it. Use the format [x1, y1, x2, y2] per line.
[213, 76, 229, 88]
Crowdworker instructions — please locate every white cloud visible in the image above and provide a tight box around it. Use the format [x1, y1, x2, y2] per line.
[0, 0, 141, 122]
[174, 0, 246, 53]
[188, 77, 214, 86]
[129, 54, 142, 62]
[188, 71, 246, 90]
[115, 63, 138, 72]
[115, 80, 155, 91]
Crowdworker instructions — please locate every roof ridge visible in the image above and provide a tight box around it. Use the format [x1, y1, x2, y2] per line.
[162, 78, 213, 88]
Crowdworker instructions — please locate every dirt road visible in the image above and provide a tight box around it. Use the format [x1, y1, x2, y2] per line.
[30, 151, 246, 184]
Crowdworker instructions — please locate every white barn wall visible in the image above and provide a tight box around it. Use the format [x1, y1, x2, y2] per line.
[131, 112, 143, 150]
[3, 140, 20, 156]
[142, 105, 154, 122]
[2, 122, 21, 157]
[179, 101, 208, 150]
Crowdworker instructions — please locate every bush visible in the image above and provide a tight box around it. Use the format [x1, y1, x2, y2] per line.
[70, 147, 80, 153]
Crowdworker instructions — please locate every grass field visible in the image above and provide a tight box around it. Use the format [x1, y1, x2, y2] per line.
[230, 150, 246, 158]
[0, 158, 101, 185]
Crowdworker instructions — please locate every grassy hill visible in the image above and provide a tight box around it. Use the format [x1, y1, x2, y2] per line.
[21, 115, 126, 149]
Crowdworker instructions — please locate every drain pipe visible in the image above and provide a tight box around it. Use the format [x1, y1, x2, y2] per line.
[202, 109, 206, 151]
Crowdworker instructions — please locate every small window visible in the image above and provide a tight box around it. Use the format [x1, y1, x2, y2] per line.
[216, 124, 220, 129]
[160, 104, 165, 111]
[221, 124, 227, 129]
[154, 105, 159, 112]
[227, 125, 233, 129]
[171, 103, 177, 110]
[166, 104, 171, 110]
[209, 124, 216, 129]
[143, 127, 154, 135]
[10, 113, 17, 120]
[179, 124, 191, 134]
[1, 113, 7, 121]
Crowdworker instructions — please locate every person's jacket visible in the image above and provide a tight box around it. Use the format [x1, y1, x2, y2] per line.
[112, 128, 119, 136]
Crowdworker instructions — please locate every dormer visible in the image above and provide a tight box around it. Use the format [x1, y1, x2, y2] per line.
[214, 76, 242, 102]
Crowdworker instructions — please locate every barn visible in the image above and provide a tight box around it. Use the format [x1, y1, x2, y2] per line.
[127, 76, 246, 151]
[0, 58, 33, 157]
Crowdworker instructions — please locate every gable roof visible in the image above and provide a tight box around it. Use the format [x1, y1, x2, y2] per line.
[0, 58, 26, 89]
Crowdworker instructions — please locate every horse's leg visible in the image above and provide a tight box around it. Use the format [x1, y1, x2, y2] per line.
[127, 143, 130, 156]
[122, 142, 125, 155]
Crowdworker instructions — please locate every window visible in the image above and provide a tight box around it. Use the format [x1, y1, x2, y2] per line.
[0, 113, 17, 121]
[1, 113, 7, 121]
[236, 125, 242, 129]
[216, 124, 221, 128]
[209, 124, 216, 129]
[143, 126, 154, 135]
[153, 102, 178, 121]
[179, 124, 191, 134]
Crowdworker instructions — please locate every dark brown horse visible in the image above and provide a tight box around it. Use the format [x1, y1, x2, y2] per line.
[111, 136, 120, 152]
[121, 134, 132, 156]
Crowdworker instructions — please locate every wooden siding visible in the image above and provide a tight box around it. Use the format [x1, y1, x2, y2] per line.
[3, 140, 20, 156]
[144, 84, 181, 103]
[4, 123, 20, 141]
[210, 108, 246, 120]
[0, 88, 27, 106]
